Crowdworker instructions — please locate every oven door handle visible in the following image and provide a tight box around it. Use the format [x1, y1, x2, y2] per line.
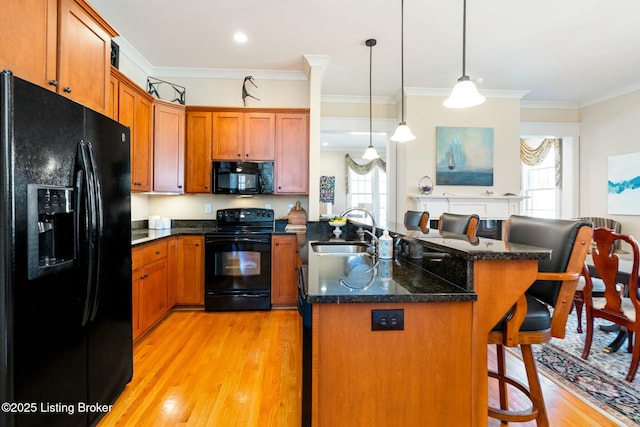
[206, 237, 271, 245]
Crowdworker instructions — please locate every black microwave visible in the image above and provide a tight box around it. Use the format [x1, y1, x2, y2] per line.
[212, 161, 274, 194]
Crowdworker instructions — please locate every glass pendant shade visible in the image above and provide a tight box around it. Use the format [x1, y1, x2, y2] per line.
[390, 122, 415, 142]
[362, 144, 380, 160]
[443, 76, 486, 108]
[391, 0, 416, 143]
[444, 0, 485, 109]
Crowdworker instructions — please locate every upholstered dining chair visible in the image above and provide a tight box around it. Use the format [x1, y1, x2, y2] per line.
[438, 212, 479, 237]
[403, 210, 429, 233]
[489, 215, 592, 426]
[581, 227, 640, 382]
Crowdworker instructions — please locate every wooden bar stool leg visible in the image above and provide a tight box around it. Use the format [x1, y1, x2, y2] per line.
[521, 344, 549, 427]
[495, 344, 509, 415]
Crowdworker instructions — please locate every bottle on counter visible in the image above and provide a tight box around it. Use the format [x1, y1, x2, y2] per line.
[379, 229, 393, 259]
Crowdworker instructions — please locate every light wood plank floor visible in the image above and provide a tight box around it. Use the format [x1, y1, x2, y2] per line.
[99, 310, 619, 426]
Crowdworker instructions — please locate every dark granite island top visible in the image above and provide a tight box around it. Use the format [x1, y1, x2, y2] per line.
[303, 222, 551, 304]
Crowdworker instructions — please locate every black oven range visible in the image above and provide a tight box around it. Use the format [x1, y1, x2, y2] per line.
[204, 208, 275, 311]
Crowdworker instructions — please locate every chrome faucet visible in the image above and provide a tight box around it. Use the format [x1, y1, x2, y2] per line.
[339, 207, 378, 235]
[339, 207, 379, 257]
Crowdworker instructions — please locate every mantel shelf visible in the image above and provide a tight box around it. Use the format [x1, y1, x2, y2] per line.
[410, 194, 527, 221]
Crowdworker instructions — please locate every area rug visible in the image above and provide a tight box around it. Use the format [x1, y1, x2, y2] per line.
[527, 313, 640, 426]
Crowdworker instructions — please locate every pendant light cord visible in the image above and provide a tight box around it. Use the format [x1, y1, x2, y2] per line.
[366, 39, 376, 148]
[461, 0, 467, 77]
[400, 0, 406, 123]
[370, 40, 373, 147]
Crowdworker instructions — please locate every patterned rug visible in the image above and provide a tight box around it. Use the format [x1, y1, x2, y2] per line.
[527, 313, 640, 426]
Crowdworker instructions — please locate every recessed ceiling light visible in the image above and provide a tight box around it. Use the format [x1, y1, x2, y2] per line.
[234, 32, 248, 43]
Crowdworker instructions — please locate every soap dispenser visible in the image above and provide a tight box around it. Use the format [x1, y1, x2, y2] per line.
[379, 229, 393, 259]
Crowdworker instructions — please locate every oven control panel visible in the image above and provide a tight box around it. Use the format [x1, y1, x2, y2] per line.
[217, 208, 274, 224]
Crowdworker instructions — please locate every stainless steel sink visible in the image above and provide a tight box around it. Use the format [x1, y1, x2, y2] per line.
[311, 241, 369, 254]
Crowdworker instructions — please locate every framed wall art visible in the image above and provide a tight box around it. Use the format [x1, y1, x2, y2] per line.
[436, 126, 494, 186]
[608, 151, 640, 215]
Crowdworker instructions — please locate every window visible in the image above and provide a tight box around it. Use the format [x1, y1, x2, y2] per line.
[520, 138, 560, 218]
[346, 155, 387, 226]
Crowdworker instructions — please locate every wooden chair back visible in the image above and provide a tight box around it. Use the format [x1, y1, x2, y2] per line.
[581, 227, 640, 381]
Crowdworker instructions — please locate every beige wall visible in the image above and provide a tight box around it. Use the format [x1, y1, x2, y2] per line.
[579, 90, 640, 240]
[396, 95, 522, 222]
[520, 107, 580, 123]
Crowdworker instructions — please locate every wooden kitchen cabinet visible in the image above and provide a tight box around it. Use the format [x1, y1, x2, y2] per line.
[271, 234, 300, 307]
[243, 112, 276, 160]
[0, 0, 116, 114]
[112, 68, 154, 192]
[166, 237, 178, 308]
[131, 240, 170, 340]
[176, 236, 205, 305]
[153, 100, 185, 193]
[275, 112, 309, 194]
[185, 111, 213, 193]
[212, 111, 275, 161]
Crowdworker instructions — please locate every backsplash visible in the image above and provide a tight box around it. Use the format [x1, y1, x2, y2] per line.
[132, 193, 309, 222]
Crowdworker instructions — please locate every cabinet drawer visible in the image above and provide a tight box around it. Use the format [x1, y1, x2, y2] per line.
[132, 247, 145, 270]
[133, 240, 169, 267]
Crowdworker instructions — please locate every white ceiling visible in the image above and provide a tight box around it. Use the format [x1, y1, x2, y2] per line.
[90, 0, 640, 153]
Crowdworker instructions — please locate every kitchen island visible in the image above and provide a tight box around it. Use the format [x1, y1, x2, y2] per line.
[300, 224, 550, 427]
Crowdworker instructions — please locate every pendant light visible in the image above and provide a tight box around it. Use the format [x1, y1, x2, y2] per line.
[362, 38, 380, 160]
[443, 0, 486, 109]
[390, 0, 415, 142]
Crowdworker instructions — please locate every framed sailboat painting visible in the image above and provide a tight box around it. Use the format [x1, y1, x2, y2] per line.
[435, 126, 494, 186]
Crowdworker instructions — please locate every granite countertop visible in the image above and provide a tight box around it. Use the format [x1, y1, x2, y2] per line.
[384, 221, 551, 261]
[131, 227, 217, 246]
[303, 221, 552, 304]
[304, 240, 475, 303]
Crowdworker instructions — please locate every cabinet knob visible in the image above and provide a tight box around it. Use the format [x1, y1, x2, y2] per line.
[63, 87, 72, 93]
[177, 185, 183, 189]
[155, 251, 161, 255]
[195, 243, 200, 247]
[48, 80, 58, 87]
[237, 153, 241, 157]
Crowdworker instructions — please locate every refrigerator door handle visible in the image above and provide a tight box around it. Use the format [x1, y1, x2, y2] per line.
[76, 141, 97, 327]
[86, 141, 103, 321]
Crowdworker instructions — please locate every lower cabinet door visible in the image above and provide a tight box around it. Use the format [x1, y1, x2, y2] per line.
[177, 235, 205, 305]
[139, 259, 168, 331]
[271, 234, 300, 307]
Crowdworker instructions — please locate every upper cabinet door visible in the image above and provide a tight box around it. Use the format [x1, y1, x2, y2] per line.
[244, 112, 275, 161]
[186, 111, 213, 193]
[0, 0, 57, 89]
[58, 0, 112, 113]
[153, 101, 185, 193]
[212, 112, 243, 160]
[275, 113, 309, 194]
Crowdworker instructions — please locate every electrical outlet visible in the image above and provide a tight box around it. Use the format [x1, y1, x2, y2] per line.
[371, 309, 404, 331]
[204, 203, 212, 214]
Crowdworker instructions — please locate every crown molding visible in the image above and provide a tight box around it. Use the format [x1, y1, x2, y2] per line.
[404, 87, 529, 99]
[114, 36, 154, 75]
[321, 94, 397, 104]
[520, 100, 578, 109]
[151, 66, 307, 81]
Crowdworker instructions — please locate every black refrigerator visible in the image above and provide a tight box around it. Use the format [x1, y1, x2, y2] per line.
[0, 71, 133, 426]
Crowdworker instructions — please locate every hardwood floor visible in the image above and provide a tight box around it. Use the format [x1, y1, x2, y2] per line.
[99, 310, 618, 426]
